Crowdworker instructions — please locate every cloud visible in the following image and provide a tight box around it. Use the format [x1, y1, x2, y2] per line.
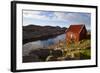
[53, 12, 66, 21]
[23, 10, 48, 20]
[23, 10, 91, 29]
[54, 12, 90, 22]
[23, 10, 67, 21]
[23, 10, 90, 22]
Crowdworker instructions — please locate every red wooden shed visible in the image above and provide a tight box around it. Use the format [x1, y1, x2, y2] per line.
[66, 24, 87, 44]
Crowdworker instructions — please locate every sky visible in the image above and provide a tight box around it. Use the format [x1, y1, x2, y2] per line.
[23, 10, 91, 30]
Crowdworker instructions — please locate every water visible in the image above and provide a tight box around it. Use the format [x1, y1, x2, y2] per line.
[23, 34, 66, 56]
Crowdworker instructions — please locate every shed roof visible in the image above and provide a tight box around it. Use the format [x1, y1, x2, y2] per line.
[66, 24, 85, 34]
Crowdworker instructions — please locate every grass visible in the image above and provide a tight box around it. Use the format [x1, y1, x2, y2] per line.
[64, 39, 91, 59]
[43, 38, 91, 61]
[52, 38, 90, 58]
[80, 49, 91, 59]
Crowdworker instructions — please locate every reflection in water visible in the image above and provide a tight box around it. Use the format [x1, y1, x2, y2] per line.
[23, 34, 65, 56]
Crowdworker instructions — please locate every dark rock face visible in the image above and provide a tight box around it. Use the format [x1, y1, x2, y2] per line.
[23, 49, 64, 62]
[29, 49, 51, 61]
[23, 25, 66, 44]
[51, 50, 63, 57]
[23, 55, 41, 63]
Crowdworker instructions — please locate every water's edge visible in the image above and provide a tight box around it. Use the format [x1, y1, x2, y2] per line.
[23, 34, 66, 56]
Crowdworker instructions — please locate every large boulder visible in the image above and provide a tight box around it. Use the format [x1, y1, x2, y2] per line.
[51, 50, 63, 57]
[29, 49, 51, 61]
[23, 55, 40, 63]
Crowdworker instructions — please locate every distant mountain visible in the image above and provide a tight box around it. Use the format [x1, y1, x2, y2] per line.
[23, 25, 67, 44]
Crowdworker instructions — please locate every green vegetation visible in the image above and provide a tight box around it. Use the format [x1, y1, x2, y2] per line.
[38, 38, 91, 62]
[80, 49, 91, 59]
[63, 39, 91, 60]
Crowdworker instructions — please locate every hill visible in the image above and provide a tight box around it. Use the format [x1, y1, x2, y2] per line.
[23, 25, 67, 44]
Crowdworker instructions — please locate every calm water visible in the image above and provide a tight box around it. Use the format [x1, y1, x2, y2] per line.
[23, 34, 66, 56]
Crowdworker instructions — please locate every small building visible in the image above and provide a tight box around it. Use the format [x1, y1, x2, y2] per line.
[66, 24, 87, 44]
